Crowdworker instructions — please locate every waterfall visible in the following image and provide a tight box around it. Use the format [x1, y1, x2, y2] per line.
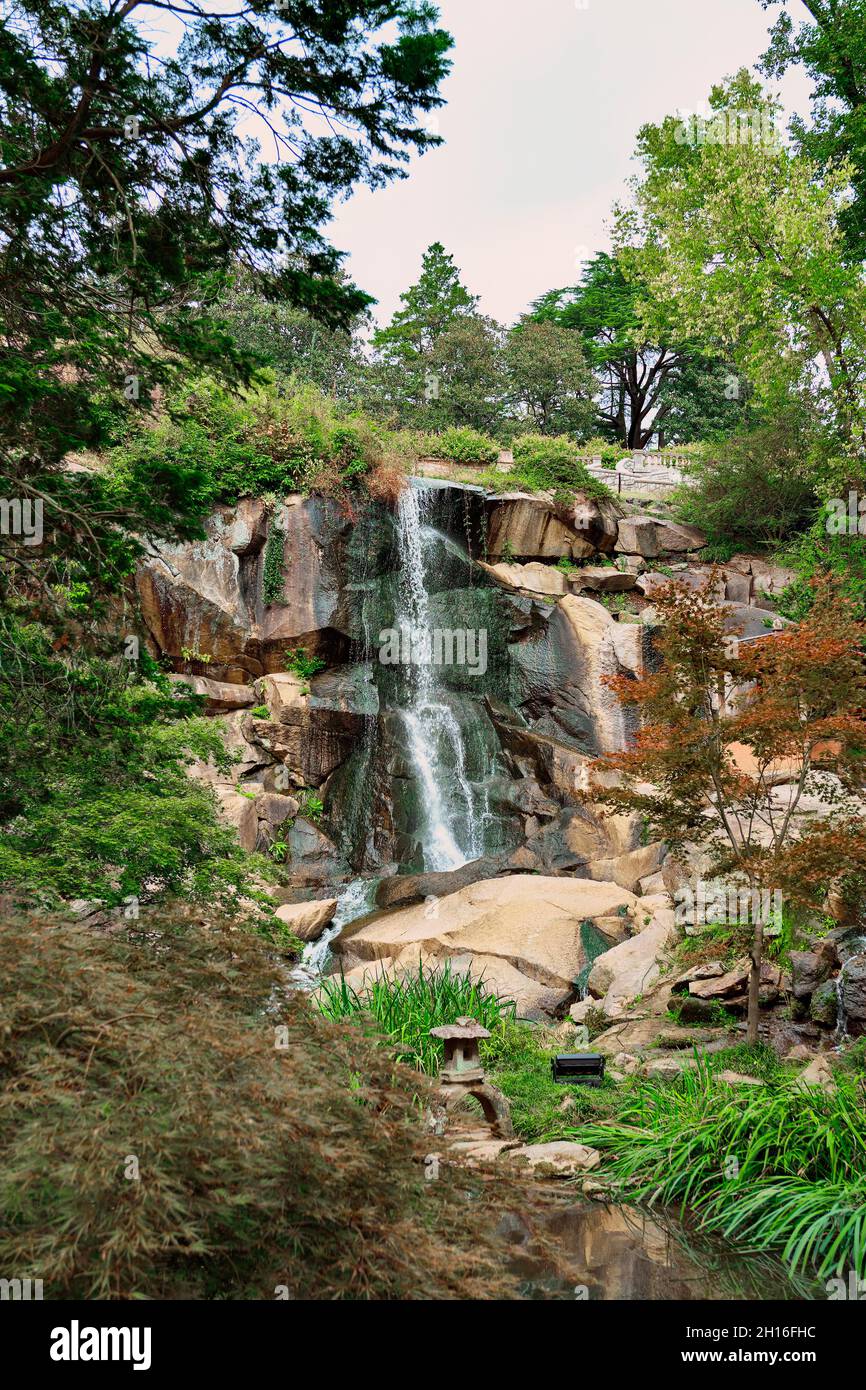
[395, 483, 483, 871]
[289, 878, 380, 990]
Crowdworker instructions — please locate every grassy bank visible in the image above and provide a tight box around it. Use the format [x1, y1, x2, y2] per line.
[316, 965, 866, 1285]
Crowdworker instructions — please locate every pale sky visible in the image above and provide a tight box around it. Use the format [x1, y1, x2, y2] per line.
[329, 0, 815, 328]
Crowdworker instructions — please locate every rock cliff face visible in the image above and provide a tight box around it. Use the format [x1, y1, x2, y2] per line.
[135, 481, 671, 886]
[136, 495, 354, 683]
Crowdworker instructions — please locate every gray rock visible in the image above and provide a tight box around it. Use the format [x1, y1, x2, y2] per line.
[790, 948, 834, 1001]
[841, 954, 866, 1025]
[810, 980, 839, 1028]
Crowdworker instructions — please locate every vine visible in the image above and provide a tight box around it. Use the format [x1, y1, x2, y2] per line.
[263, 522, 286, 606]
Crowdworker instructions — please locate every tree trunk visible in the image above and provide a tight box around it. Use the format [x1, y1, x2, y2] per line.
[746, 914, 764, 1046]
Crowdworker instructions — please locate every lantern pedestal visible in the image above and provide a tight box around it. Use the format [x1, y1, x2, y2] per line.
[429, 1016, 514, 1140]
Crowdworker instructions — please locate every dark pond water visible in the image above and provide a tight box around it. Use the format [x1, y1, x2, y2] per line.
[498, 1196, 817, 1301]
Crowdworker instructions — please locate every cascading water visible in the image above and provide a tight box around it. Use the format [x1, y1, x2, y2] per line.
[289, 877, 380, 990]
[395, 483, 483, 871]
[287, 478, 517, 987]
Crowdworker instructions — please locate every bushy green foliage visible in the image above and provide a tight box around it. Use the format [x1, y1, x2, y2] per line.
[580, 435, 625, 467]
[0, 912, 512, 1300]
[673, 415, 820, 552]
[421, 425, 501, 463]
[510, 434, 614, 501]
[108, 379, 385, 508]
[779, 517, 866, 620]
[0, 620, 250, 909]
[578, 1057, 866, 1280]
[285, 647, 327, 680]
[315, 961, 515, 1074]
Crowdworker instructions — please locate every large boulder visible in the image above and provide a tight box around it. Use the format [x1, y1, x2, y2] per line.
[282, 818, 350, 888]
[374, 858, 502, 912]
[586, 915, 678, 1018]
[213, 786, 259, 853]
[505, 1142, 601, 1176]
[274, 898, 337, 942]
[506, 595, 644, 754]
[570, 567, 637, 594]
[561, 493, 621, 554]
[841, 954, 866, 1034]
[726, 554, 796, 604]
[334, 875, 645, 1018]
[170, 674, 256, 714]
[485, 494, 595, 561]
[585, 842, 667, 894]
[614, 516, 706, 559]
[790, 945, 835, 1001]
[483, 560, 568, 596]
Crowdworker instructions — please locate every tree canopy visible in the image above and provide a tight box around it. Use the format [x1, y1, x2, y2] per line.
[0, 0, 453, 591]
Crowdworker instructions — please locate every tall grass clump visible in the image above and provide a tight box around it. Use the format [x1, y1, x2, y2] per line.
[315, 961, 515, 1074]
[0, 912, 517, 1300]
[576, 1056, 866, 1281]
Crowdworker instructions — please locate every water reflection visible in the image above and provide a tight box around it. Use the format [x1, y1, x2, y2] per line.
[498, 1197, 816, 1301]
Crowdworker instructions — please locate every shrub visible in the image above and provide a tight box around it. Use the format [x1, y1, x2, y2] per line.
[0, 912, 515, 1299]
[672, 417, 819, 551]
[778, 517, 866, 620]
[262, 522, 285, 605]
[107, 378, 386, 507]
[0, 626, 254, 909]
[284, 647, 326, 680]
[580, 435, 625, 468]
[510, 433, 613, 502]
[421, 426, 500, 463]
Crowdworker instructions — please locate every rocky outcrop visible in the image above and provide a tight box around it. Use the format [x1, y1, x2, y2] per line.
[570, 567, 637, 594]
[586, 913, 678, 1019]
[275, 897, 337, 942]
[614, 516, 706, 559]
[332, 875, 647, 1018]
[840, 954, 866, 1035]
[483, 560, 569, 596]
[136, 495, 353, 682]
[485, 493, 596, 561]
[170, 674, 256, 713]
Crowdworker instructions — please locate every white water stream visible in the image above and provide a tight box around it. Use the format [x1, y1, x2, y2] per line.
[290, 481, 486, 986]
[395, 483, 482, 871]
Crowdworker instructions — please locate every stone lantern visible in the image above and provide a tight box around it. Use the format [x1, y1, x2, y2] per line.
[429, 1016, 513, 1138]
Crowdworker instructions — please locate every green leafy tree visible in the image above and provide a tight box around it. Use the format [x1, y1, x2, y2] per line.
[760, 0, 866, 259]
[374, 241, 477, 359]
[218, 269, 372, 403]
[0, 0, 453, 595]
[534, 252, 691, 449]
[653, 354, 752, 445]
[426, 313, 506, 433]
[371, 241, 477, 418]
[620, 70, 866, 460]
[504, 318, 595, 438]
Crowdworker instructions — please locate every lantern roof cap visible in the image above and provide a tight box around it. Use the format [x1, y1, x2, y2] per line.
[430, 1015, 490, 1041]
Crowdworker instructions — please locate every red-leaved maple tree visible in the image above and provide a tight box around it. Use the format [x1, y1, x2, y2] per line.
[589, 575, 866, 1044]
